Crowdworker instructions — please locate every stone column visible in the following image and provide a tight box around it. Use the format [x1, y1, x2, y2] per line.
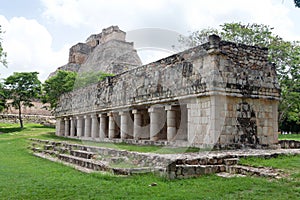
[76, 116, 83, 137]
[56, 118, 64, 136]
[132, 109, 142, 140]
[84, 115, 91, 138]
[119, 111, 129, 139]
[165, 106, 177, 141]
[64, 117, 70, 137]
[99, 113, 107, 140]
[70, 117, 76, 137]
[91, 114, 99, 139]
[149, 107, 160, 141]
[108, 112, 115, 139]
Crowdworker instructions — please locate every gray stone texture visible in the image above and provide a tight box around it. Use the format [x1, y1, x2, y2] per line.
[49, 25, 142, 78]
[55, 29, 280, 149]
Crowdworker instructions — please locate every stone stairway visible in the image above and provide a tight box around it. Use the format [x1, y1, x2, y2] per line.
[29, 139, 166, 175]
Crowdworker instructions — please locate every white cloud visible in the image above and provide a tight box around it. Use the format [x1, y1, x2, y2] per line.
[40, 0, 299, 41]
[41, 0, 84, 28]
[182, 0, 294, 39]
[41, 0, 182, 31]
[1, 0, 298, 82]
[0, 16, 68, 81]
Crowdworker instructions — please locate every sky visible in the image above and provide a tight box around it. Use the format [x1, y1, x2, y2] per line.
[0, 0, 299, 82]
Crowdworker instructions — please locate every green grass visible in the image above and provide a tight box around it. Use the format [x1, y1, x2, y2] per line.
[16, 124, 200, 154]
[279, 133, 300, 141]
[1, 123, 300, 199]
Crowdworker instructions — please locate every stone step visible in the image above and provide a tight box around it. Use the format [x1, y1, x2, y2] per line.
[70, 150, 96, 159]
[227, 165, 282, 178]
[31, 142, 39, 147]
[44, 145, 54, 150]
[31, 147, 42, 153]
[58, 154, 109, 172]
[175, 156, 239, 166]
[53, 146, 69, 154]
[174, 164, 226, 178]
[279, 140, 300, 149]
[43, 150, 58, 156]
[224, 158, 239, 165]
[111, 167, 157, 175]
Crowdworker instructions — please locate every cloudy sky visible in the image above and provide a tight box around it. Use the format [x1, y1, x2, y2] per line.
[0, 0, 299, 81]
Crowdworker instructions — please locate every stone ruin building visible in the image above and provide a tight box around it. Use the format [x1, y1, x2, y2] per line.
[49, 26, 142, 77]
[54, 26, 280, 149]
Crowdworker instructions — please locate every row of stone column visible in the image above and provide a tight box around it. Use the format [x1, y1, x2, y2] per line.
[56, 105, 179, 142]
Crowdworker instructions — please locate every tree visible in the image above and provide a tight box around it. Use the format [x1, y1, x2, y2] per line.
[42, 70, 77, 109]
[4, 72, 41, 128]
[42, 70, 114, 110]
[295, 0, 300, 8]
[179, 22, 300, 132]
[0, 82, 6, 111]
[73, 71, 114, 89]
[0, 25, 7, 67]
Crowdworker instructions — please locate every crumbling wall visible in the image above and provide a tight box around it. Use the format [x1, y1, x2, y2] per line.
[68, 43, 91, 64]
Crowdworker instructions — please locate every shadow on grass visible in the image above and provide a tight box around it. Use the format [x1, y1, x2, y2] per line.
[0, 126, 23, 133]
[38, 132, 83, 142]
[0, 124, 54, 134]
[29, 125, 54, 129]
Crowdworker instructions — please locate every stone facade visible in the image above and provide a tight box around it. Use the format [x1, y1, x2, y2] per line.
[55, 29, 280, 149]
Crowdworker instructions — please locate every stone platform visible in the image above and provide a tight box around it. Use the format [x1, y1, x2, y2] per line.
[29, 138, 300, 179]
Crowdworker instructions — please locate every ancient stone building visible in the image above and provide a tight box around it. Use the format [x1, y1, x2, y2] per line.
[49, 26, 142, 77]
[55, 27, 280, 149]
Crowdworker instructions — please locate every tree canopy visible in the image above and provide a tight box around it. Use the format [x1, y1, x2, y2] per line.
[295, 0, 300, 8]
[42, 70, 77, 109]
[4, 72, 41, 128]
[0, 82, 6, 112]
[0, 25, 7, 67]
[42, 70, 114, 109]
[179, 22, 300, 133]
[73, 71, 114, 89]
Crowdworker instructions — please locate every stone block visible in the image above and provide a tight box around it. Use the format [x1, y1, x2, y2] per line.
[224, 158, 239, 165]
[44, 145, 54, 150]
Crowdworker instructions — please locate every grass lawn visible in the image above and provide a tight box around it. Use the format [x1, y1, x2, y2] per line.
[1, 123, 300, 199]
[279, 133, 300, 141]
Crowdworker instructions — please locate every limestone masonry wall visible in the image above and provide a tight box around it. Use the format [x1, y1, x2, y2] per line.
[55, 33, 280, 149]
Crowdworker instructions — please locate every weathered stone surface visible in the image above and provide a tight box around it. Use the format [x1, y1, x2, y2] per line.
[279, 140, 300, 149]
[49, 25, 142, 78]
[55, 26, 280, 149]
[69, 43, 91, 64]
[80, 39, 142, 74]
